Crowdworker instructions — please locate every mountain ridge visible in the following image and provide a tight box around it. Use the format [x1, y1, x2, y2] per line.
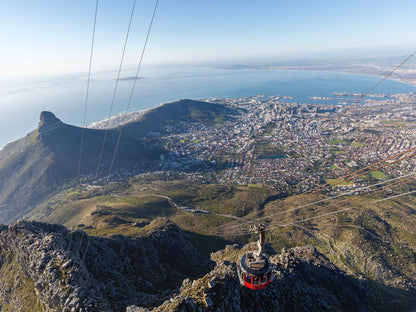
[0, 99, 232, 224]
[0, 219, 384, 312]
[0, 218, 210, 311]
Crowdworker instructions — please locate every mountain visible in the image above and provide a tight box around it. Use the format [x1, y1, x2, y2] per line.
[146, 244, 368, 312]
[0, 218, 210, 311]
[0, 219, 375, 312]
[7, 218, 414, 312]
[0, 99, 232, 224]
[24, 173, 416, 311]
[1, 97, 415, 311]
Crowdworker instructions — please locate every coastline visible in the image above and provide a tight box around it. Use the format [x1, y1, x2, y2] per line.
[258, 67, 416, 88]
[87, 68, 416, 130]
[87, 109, 151, 129]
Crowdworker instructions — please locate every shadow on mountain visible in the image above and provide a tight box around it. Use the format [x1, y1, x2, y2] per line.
[0, 99, 235, 224]
[152, 244, 416, 312]
[0, 218, 215, 311]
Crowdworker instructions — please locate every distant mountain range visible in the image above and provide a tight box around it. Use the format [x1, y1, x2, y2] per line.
[0, 99, 232, 224]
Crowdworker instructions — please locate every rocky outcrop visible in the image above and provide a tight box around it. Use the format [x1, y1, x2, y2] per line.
[0, 218, 207, 312]
[38, 111, 65, 134]
[2, 218, 411, 312]
[144, 244, 368, 312]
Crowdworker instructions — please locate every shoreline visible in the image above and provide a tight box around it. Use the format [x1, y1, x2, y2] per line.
[87, 109, 151, 129]
[89, 68, 416, 130]
[257, 67, 416, 88]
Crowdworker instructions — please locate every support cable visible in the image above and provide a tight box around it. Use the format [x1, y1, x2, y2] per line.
[338, 50, 416, 119]
[236, 147, 416, 223]
[81, 0, 159, 264]
[106, 0, 159, 180]
[215, 171, 416, 235]
[77, 0, 99, 192]
[95, 0, 138, 180]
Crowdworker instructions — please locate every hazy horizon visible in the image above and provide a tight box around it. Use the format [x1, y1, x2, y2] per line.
[1, 0, 416, 78]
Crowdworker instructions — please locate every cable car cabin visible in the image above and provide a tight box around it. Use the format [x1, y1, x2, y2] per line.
[237, 251, 272, 290]
[237, 224, 272, 289]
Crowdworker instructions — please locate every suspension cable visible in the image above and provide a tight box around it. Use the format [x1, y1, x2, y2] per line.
[215, 171, 416, 235]
[106, 0, 160, 180]
[264, 188, 416, 233]
[80, 0, 160, 263]
[236, 146, 416, 223]
[337, 49, 416, 119]
[94, 0, 138, 180]
[77, 0, 99, 192]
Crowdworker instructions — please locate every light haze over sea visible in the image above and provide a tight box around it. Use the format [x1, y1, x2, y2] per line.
[0, 65, 416, 149]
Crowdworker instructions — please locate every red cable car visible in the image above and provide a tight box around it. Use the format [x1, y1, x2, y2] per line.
[237, 225, 272, 290]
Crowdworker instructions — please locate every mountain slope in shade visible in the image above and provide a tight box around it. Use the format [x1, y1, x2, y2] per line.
[0, 99, 232, 224]
[0, 219, 383, 312]
[0, 218, 209, 311]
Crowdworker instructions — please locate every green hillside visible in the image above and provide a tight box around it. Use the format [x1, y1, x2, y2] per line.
[0, 99, 232, 224]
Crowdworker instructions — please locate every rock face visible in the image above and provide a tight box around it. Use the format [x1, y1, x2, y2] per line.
[0, 218, 207, 312]
[38, 111, 65, 134]
[1, 218, 404, 312]
[147, 244, 368, 312]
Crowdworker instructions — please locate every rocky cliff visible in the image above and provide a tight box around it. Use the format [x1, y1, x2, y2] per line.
[2, 218, 414, 312]
[132, 244, 368, 312]
[0, 218, 208, 312]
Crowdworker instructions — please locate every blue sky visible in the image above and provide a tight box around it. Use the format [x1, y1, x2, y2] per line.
[1, 0, 416, 78]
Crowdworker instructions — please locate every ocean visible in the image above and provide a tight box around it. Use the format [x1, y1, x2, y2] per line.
[0, 65, 415, 148]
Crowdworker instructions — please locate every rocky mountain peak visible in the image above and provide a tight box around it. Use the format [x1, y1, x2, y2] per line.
[38, 111, 64, 133]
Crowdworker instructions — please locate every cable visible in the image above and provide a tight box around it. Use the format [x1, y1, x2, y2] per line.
[77, 0, 99, 192]
[372, 189, 416, 203]
[94, 0, 138, 180]
[304, 146, 416, 194]
[364, 50, 416, 97]
[106, 0, 160, 180]
[238, 173, 414, 228]
[263, 171, 416, 221]
[264, 187, 416, 233]
[259, 172, 416, 226]
[217, 171, 416, 234]
[81, 235, 93, 263]
[338, 49, 416, 119]
[269, 207, 355, 230]
[235, 147, 416, 224]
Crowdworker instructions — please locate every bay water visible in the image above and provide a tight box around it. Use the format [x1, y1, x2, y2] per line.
[0, 65, 415, 149]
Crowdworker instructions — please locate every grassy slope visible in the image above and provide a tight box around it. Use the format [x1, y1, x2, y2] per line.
[0, 251, 42, 311]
